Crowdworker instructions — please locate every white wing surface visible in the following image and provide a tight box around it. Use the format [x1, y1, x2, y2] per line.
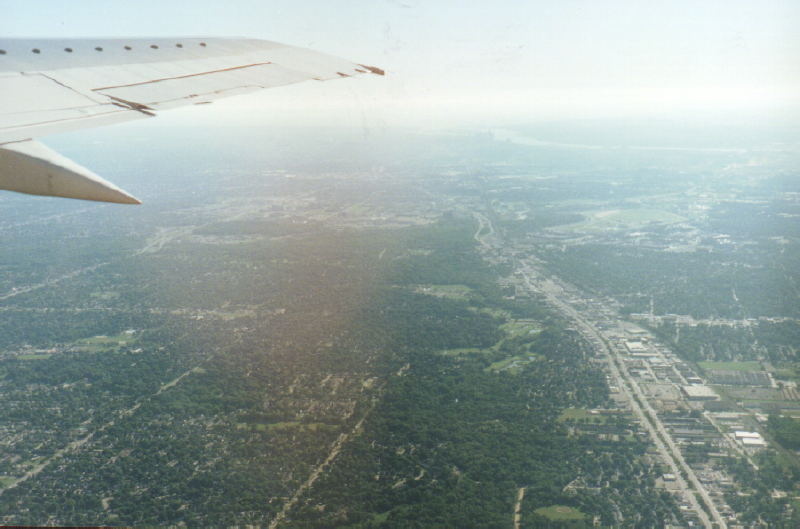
[0, 38, 383, 203]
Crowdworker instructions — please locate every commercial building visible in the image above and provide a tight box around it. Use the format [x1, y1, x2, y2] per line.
[625, 341, 648, 353]
[734, 431, 767, 448]
[681, 385, 719, 401]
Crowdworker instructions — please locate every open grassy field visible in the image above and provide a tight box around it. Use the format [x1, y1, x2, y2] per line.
[438, 317, 543, 372]
[699, 361, 762, 372]
[17, 353, 53, 360]
[500, 320, 540, 338]
[476, 307, 513, 319]
[89, 290, 120, 301]
[534, 505, 586, 521]
[369, 511, 391, 524]
[775, 366, 800, 383]
[558, 407, 593, 421]
[413, 284, 473, 300]
[71, 332, 137, 352]
[439, 318, 536, 358]
[557, 407, 610, 423]
[556, 208, 686, 232]
[487, 354, 539, 374]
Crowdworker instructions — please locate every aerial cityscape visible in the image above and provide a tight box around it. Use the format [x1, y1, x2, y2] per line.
[1, 0, 798, 527]
[0, 123, 797, 527]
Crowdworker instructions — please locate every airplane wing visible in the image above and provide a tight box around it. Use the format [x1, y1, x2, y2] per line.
[0, 37, 383, 204]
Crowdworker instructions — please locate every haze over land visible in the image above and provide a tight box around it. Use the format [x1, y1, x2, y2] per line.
[1, 1, 799, 527]
[0, 122, 798, 527]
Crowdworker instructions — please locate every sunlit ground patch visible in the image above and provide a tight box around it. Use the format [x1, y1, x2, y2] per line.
[555, 208, 687, 232]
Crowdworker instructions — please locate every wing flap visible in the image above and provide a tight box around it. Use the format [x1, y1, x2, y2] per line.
[0, 38, 381, 145]
[0, 72, 148, 144]
[0, 111, 150, 146]
[0, 73, 103, 115]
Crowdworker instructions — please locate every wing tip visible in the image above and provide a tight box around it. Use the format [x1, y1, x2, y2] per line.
[116, 193, 142, 205]
[358, 64, 385, 76]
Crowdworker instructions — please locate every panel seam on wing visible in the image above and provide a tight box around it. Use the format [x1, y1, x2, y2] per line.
[0, 107, 141, 132]
[38, 72, 107, 104]
[91, 61, 274, 91]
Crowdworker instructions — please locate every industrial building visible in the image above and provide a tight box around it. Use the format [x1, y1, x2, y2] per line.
[625, 341, 648, 353]
[732, 431, 767, 448]
[681, 385, 719, 401]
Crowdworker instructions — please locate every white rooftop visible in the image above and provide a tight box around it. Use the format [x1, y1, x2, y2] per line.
[681, 385, 719, 399]
[625, 341, 648, 352]
[734, 431, 762, 439]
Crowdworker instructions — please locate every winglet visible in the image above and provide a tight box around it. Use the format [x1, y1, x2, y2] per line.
[0, 140, 141, 204]
[358, 64, 385, 76]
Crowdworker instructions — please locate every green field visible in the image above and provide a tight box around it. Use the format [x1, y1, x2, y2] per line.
[723, 386, 783, 401]
[743, 400, 800, 410]
[558, 208, 686, 232]
[557, 407, 608, 423]
[774, 365, 800, 382]
[558, 408, 592, 421]
[17, 354, 53, 361]
[476, 307, 512, 320]
[699, 361, 762, 372]
[72, 332, 138, 352]
[487, 354, 539, 374]
[440, 317, 536, 359]
[534, 505, 586, 521]
[414, 284, 473, 300]
[89, 290, 120, 300]
[439, 347, 485, 356]
[370, 511, 391, 524]
[436, 312, 544, 373]
[344, 204, 374, 216]
[500, 320, 540, 338]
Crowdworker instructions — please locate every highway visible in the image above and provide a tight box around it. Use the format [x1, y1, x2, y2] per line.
[471, 211, 727, 528]
[520, 269, 724, 529]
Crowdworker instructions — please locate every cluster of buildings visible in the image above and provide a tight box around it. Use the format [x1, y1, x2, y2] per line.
[732, 430, 767, 448]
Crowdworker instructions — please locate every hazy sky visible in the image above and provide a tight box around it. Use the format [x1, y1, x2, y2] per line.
[2, 0, 798, 128]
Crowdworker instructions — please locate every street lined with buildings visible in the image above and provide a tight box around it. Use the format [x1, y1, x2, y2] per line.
[472, 210, 791, 528]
